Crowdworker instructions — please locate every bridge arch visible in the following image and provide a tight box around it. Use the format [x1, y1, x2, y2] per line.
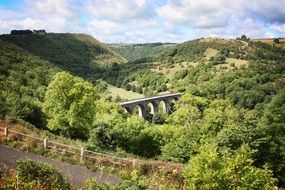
[137, 104, 147, 119]
[160, 99, 170, 115]
[148, 101, 159, 115]
[124, 106, 134, 114]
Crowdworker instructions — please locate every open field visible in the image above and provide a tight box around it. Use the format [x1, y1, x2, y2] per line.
[204, 48, 219, 60]
[99, 80, 145, 100]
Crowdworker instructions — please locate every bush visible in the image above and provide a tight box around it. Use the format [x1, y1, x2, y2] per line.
[0, 164, 8, 179]
[82, 178, 116, 190]
[82, 170, 148, 190]
[152, 113, 166, 124]
[183, 145, 276, 190]
[15, 159, 70, 190]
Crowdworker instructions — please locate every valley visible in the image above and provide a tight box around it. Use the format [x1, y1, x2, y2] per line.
[0, 32, 285, 189]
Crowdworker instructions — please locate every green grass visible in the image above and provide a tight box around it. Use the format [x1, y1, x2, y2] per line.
[100, 80, 144, 100]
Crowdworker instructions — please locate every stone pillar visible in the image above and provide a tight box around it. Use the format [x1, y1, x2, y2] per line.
[162, 99, 170, 115]
[138, 104, 147, 119]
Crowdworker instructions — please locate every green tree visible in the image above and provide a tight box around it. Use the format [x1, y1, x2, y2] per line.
[240, 34, 249, 41]
[167, 94, 208, 126]
[161, 125, 201, 163]
[202, 99, 240, 138]
[112, 116, 159, 157]
[257, 89, 285, 186]
[43, 71, 98, 139]
[183, 144, 276, 190]
[273, 38, 280, 44]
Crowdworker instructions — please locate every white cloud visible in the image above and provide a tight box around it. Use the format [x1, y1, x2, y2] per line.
[157, 0, 233, 28]
[156, 0, 285, 39]
[85, 0, 155, 21]
[89, 19, 125, 35]
[0, 0, 285, 42]
[25, 0, 76, 18]
[270, 24, 285, 33]
[195, 17, 264, 39]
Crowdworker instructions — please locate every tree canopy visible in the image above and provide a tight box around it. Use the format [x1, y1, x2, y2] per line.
[43, 71, 98, 139]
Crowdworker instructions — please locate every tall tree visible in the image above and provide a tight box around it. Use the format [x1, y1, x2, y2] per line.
[43, 72, 98, 139]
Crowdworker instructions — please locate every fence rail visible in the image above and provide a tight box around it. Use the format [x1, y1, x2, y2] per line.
[0, 126, 134, 167]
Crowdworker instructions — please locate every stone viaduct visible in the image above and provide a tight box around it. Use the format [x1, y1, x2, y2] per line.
[120, 93, 182, 119]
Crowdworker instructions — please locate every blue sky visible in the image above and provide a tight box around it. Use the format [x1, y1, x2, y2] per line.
[0, 0, 284, 43]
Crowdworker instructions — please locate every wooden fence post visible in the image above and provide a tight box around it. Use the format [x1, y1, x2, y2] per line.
[80, 147, 85, 162]
[43, 138, 48, 149]
[133, 159, 136, 168]
[4, 127, 8, 138]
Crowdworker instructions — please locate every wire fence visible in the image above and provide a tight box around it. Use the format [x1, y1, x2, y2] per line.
[0, 126, 135, 167]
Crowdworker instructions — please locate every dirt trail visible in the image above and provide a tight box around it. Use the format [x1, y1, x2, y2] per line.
[0, 145, 121, 188]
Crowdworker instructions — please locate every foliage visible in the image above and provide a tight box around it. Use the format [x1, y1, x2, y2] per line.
[43, 71, 99, 139]
[100, 63, 167, 96]
[87, 99, 126, 149]
[112, 116, 159, 157]
[209, 48, 228, 65]
[15, 159, 70, 190]
[0, 33, 125, 80]
[156, 39, 207, 63]
[167, 94, 208, 126]
[160, 125, 200, 163]
[256, 89, 285, 185]
[236, 34, 250, 41]
[0, 39, 59, 127]
[82, 170, 148, 190]
[109, 43, 174, 62]
[10, 30, 33, 35]
[183, 144, 276, 190]
[2, 33, 285, 188]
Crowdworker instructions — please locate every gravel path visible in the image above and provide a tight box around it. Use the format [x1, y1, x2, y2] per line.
[0, 144, 121, 188]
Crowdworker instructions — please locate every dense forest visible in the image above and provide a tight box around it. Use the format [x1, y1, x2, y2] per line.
[0, 33, 285, 189]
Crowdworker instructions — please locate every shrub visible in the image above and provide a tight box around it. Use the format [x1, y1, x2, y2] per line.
[82, 178, 116, 190]
[82, 170, 148, 190]
[183, 145, 276, 190]
[0, 164, 8, 179]
[15, 159, 70, 190]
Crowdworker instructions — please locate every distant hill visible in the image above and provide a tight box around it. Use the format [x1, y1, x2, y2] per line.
[151, 37, 285, 64]
[251, 38, 285, 48]
[0, 33, 127, 78]
[108, 42, 176, 62]
[100, 37, 285, 97]
[0, 38, 59, 124]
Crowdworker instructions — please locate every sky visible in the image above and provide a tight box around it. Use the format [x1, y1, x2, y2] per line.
[0, 0, 285, 43]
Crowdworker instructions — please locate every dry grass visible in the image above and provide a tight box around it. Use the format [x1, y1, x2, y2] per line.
[204, 48, 219, 60]
[226, 58, 248, 67]
[214, 58, 248, 73]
